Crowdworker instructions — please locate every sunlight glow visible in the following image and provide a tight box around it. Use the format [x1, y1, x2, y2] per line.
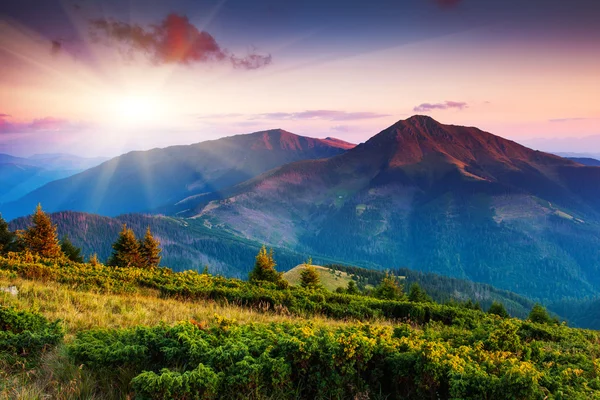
[113, 95, 163, 127]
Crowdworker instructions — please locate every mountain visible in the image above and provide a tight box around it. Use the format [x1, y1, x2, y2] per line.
[189, 115, 600, 301]
[0, 130, 354, 220]
[0, 153, 108, 204]
[567, 157, 600, 166]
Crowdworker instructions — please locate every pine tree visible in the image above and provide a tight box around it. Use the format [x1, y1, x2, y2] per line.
[488, 301, 510, 318]
[139, 227, 161, 268]
[408, 283, 431, 303]
[346, 280, 360, 295]
[0, 214, 16, 255]
[249, 246, 284, 285]
[373, 272, 404, 300]
[300, 259, 320, 289]
[108, 224, 142, 268]
[60, 235, 84, 263]
[19, 204, 62, 258]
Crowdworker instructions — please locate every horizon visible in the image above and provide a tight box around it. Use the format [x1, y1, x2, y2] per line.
[1, 0, 599, 157]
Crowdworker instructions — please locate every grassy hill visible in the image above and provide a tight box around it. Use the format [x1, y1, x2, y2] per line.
[2, 254, 600, 399]
[283, 264, 358, 291]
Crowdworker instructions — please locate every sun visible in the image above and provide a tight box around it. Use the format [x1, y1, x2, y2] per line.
[112, 94, 163, 126]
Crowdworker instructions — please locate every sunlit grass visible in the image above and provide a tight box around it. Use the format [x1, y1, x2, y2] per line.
[0, 276, 380, 339]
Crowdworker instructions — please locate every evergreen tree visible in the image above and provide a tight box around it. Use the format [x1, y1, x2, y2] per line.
[108, 224, 142, 268]
[60, 235, 84, 263]
[202, 265, 210, 275]
[408, 282, 431, 303]
[0, 214, 16, 255]
[529, 303, 552, 324]
[300, 259, 320, 289]
[20, 204, 62, 258]
[346, 280, 360, 295]
[249, 246, 284, 285]
[488, 301, 510, 318]
[373, 272, 404, 300]
[139, 227, 161, 268]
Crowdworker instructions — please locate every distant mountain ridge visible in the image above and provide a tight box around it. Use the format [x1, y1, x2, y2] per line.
[0, 130, 354, 220]
[0, 153, 108, 203]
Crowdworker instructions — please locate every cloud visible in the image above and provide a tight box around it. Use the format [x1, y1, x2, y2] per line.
[89, 13, 271, 70]
[0, 114, 10, 118]
[257, 110, 390, 121]
[413, 101, 468, 113]
[549, 118, 589, 123]
[331, 125, 351, 132]
[0, 116, 84, 134]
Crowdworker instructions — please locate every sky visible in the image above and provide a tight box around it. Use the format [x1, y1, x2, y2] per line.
[0, 0, 599, 157]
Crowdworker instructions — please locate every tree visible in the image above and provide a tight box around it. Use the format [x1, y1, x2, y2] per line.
[408, 283, 431, 303]
[249, 246, 284, 286]
[488, 301, 510, 318]
[373, 272, 404, 300]
[529, 304, 552, 324]
[89, 253, 100, 266]
[202, 265, 210, 275]
[108, 224, 142, 268]
[139, 227, 161, 268]
[19, 204, 62, 258]
[300, 259, 320, 289]
[346, 280, 360, 295]
[0, 214, 17, 255]
[60, 235, 84, 263]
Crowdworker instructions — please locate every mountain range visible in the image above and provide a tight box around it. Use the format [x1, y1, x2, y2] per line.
[0, 131, 353, 220]
[4, 115, 600, 304]
[0, 153, 108, 203]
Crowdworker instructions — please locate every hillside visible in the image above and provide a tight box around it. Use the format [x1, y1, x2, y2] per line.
[283, 264, 357, 291]
[2, 254, 600, 399]
[0, 130, 354, 220]
[189, 116, 600, 301]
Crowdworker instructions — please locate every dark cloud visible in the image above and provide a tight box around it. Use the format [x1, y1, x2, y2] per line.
[89, 13, 271, 69]
[50, 40, 62, 56]
[413, 101, 468, 112]
[258, 110, 390, 121]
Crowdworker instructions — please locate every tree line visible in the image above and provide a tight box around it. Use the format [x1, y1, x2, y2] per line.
[0, 205, 161, 269]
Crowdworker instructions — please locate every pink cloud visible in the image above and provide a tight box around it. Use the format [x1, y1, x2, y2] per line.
[413, 101, 468, 113]
[90, 13, 271, 70]
[257, 110, 390, 121]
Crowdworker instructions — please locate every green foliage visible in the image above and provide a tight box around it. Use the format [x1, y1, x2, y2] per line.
[346, 280, 360, 295]
[529, 303, 554, 325]
[60, 235, 84, 263]
[408, 282, 431, 303]
[108, 224, 143, 268]
[249, 246, 286, 287]
[488, 301, 510, 318]
[19, 204, 62, 259]
[67, 316, 600, 400]
[0, 214, 18, 255]
[372, 272, 404, 300]
[140, 227, 162, 268]
[299, 261, 320, 289]
[0, 306, 63, 369]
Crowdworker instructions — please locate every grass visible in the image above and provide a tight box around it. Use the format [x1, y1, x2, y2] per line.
[1, 274, 392, 399]
[283, 264, 354, 291]
[0, 276, 361, 338]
